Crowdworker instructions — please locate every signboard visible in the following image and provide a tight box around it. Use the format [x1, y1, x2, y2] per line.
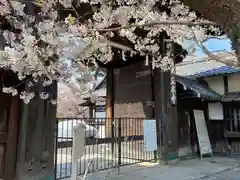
[143, 120, 157, 151]
[193, 110, 213, 158]
[208, 103, 224, 120]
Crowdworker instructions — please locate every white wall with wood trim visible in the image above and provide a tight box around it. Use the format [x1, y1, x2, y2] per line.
[228, 73, 240, 92]
[204, 76, 225, 95]
[204, 73, 240, 94]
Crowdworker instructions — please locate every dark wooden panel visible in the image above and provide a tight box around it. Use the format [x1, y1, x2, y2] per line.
[224, 131, 240, 138]
[114, 61, 153, 118]
[178, 111, 191, 154]
[209, 121, 224, 141]
[16, 82, 57, 180]
[5, 97, 20, 180]
[208, 120, 225, 153]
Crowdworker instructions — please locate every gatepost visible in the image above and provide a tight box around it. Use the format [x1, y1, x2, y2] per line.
[71, 123, 85, 180]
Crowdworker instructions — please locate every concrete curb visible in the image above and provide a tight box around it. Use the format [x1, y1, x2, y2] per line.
[185, 164, 239, 180]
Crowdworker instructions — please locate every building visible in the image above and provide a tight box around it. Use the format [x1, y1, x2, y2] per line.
[94, 45, 229, 162]
[177, 58, 240, 155]
[79, 77, 106, 119]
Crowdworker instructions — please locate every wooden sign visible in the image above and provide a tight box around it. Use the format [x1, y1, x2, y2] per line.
[193, 110, 213, 158]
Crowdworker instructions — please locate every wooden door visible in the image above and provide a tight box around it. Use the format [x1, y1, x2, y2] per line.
[178, 111, 192, 157]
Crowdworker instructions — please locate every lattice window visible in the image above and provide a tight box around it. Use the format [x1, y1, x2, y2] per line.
[224, 106, 240, 132]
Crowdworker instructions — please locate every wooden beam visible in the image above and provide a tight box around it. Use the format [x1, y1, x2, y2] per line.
[223, 75, 228, 94]
[17, 97, 29, 164]
[224, 131, 240, 138]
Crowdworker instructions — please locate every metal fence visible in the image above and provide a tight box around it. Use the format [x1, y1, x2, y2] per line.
[55, 118, 156, 179]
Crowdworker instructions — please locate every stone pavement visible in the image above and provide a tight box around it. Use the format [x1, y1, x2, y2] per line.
[65, 157, 240, 180]
[201, 167, 240, 180]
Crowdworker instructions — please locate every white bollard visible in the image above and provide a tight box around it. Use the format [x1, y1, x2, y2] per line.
[71, 122, 85, 180]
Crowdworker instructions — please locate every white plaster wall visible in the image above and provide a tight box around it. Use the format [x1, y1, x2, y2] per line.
[204, 76, 225, 95]
[227, 73, 240, 92]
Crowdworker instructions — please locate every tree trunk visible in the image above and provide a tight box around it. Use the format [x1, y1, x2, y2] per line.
[183, 0, 240, 62]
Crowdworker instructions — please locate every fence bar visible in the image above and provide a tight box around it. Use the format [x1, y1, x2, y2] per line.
[55, 117, 157, 179]
[117, 118, 121, 174]
[54, 118, 58, 180]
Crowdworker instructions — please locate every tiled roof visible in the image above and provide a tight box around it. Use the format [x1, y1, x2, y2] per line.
[176, 60, 240, 78]
[176, 76, 221, 101]
[80, 77, 106, 106]
[93, 77, 106, 97]
[176, 60, 225, 76]
[191, 66, 240, 78]
[94, 77, 106, 91]
[176, 52, 239, 77]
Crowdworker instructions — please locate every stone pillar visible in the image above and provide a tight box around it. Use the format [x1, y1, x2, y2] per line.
[71, 122, 85, 180]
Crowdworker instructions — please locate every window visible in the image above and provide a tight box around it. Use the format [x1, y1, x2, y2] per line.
[224, 105, 240, 132]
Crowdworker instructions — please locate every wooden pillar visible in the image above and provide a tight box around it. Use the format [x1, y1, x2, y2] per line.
[44, 82, 57, 179]
[153, 69, 163, 160]
[16, 94, 29, 178]
[105, 68, 114, 137]
[157, 32, 178, 163]
[155, 70, 178, 163]
[89, 106, 94, 118]
[163, 71, 178, 162]
[161, 71, 168, 162]
[223, 75, 228, 94]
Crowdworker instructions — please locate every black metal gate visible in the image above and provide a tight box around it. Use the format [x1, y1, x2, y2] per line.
[54, 118, 156, 179]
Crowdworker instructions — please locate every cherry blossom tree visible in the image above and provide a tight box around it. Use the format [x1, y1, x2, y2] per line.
[57, 71, 105, 117]
[0, 0, 237, 104]
[57, 82, 87, 117]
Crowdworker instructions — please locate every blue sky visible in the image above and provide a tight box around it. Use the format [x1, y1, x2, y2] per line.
[183, 37, 232, 58]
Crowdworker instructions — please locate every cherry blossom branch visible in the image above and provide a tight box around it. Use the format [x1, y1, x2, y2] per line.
[190, 28, 239, 67]
[97, 36, 134, 51]
[90, 20, 215, 32]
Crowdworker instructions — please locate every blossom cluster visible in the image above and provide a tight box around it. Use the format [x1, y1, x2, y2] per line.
[0, 0, 214, 103]
[0, 0, 94, 103]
